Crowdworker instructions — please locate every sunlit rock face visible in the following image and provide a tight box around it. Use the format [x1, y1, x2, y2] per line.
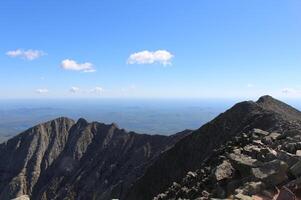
[0, 117, 189, 200]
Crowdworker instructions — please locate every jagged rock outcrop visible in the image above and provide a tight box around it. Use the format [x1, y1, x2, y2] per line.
[0, 117, 75, 200]
[0, 117, 190, 200]
[126, 95, 301, 200]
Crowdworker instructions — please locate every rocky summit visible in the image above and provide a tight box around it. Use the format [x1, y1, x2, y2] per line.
[1, 95, 301, 200]
[126, 95, 301, 200]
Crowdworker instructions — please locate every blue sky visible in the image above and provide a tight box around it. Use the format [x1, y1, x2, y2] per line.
[0, 0, 300, 99]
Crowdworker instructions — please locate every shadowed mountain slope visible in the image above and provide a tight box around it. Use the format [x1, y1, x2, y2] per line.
[126, 96, 301, 200]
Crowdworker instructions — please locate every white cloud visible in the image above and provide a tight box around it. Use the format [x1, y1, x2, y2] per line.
[247, 84, 254, 88]
[127, 50, 174, 66]
[90, 87, 103, 94]
[281, 88, 299, 95]
[36, 88, 49, 94]
[6, 49, 45, 60]
[70, 86, 80, 93]
[61, 59, 96, 72]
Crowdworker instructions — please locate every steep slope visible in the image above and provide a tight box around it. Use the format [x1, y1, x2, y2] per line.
[0, 118, 189, 200]
[126, 96, 301, 200]
[0, 117, 75, 200]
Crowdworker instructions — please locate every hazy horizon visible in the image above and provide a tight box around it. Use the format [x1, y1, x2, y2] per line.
[0, 99, 235, 139]
[1, 96, 301, 142]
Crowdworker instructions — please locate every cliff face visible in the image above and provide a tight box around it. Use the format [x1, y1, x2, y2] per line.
[0, 117, 75, 200]
[126, 96, 301, 200]
[0, 117, 189, 200]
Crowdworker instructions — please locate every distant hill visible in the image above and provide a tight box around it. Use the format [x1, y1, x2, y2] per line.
[0, 100, 226, 138]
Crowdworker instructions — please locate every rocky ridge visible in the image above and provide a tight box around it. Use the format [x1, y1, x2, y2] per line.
[151, 96, 301, 199]
[126, 96, 301, 200]
[0, 117, 189, 200]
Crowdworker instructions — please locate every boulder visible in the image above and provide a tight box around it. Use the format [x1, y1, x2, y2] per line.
[290, 160, 301, 177]
[242, 181, 265, 196]
[214, 160, 235, 181]
[262, 132, 281, 145]
[228, 153, 262, 176]
[243, 145, 277, 162]
[11, 196, 30, 200]
[234, 193, 253, 200]
[187, 171, 197, 178]
[296, 150, 301, 156]
[234, 181, 265, 196]
[253, 129, 269, 137]
[251, 160, 288, 185]
[276, 187, 296, 200]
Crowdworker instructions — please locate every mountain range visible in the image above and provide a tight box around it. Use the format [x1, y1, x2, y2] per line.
[1, 95, 301, 200]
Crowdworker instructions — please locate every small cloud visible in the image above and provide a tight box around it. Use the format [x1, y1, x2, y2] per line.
[282, 88, 299, 95]
[36, 88, 49, 94]
[70, 86, 80, 93]
[6, 49, 45, 60]
[127, 50, 174, 66]
[61, 59, 96, 72]
[90, 86, 103, 94]
[247, 84, 254, 88]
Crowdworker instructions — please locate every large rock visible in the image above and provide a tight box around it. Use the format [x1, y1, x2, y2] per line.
[228, 152, 262, 176]
[214, 160, 235, 181]
[251, 160, 288, 185]
[290, 160, 301, 177]
[253, 129, 269, 137]
[11, 195, 30, 200]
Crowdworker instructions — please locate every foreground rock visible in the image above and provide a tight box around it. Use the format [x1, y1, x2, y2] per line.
[153, 126, 301, 200]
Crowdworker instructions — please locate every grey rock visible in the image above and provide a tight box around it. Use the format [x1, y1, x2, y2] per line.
[290, 160, 301, 177]
[253, 129, 269, 137]
[251, 160, 288, 185]
[214, 160, 234, 181]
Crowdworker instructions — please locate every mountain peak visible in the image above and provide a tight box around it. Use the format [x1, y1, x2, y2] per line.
[50, 116, 74, 123]
[256, 95, 276, 103]
[76, 118, 89, 126]
[256, 95, 301, 121]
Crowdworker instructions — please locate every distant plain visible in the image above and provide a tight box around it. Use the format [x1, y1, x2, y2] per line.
[1, 98, 300, 142]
